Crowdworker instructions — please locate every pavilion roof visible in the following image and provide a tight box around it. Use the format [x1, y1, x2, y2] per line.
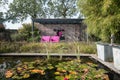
[33, 19, 83, 24]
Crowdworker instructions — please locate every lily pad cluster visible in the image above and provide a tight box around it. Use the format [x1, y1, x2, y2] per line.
[5, 59, 54, 80]
[55, 60, 109, 80]
[5, 59, 109, 80]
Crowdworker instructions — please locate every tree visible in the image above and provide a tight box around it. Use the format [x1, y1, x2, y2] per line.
[47, 0, 79, 18]
[0, 0, 8, 6]
[0, 0, 12, 41]
[0, 12, 5, 23]
[78, 0, 120, 43]
[8, 0, 80, 20]
[11, 24, 40, 42]
[7, 0, 48, 42]
[0, 0, 9, 23]
[8, 0, 47, 22]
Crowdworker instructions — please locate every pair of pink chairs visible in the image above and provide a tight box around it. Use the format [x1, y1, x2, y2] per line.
[41, 36, 60, 42]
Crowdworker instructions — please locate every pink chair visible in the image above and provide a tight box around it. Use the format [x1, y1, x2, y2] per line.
[41, 36, 50, 42]
[50, 36, 60, 42]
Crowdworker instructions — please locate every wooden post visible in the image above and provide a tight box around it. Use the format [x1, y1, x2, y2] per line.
[32, 19, 34, 42]
[110, 34, 114, 45]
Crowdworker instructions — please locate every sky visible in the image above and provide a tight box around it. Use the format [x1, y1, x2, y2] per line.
[4, 17, 31, 29]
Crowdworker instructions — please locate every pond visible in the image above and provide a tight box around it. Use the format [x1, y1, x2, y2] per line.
[0, 56, 117, 80]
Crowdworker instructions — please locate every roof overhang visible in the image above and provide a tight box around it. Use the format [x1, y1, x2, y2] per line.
[33, 19, 84, 24]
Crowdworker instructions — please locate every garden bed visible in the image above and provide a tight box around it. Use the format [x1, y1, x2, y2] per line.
[0, 42, 96, 54]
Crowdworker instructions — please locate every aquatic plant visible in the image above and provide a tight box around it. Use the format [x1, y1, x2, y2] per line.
[5, 59, 54, 80]
[55, 59, 109, 80]
[4, 59, 109, 80]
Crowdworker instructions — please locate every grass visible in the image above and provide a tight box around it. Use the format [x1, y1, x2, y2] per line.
[0, 42, 97, 54]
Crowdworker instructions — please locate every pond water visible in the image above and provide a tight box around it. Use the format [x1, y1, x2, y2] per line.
[0, 57, 117, 80]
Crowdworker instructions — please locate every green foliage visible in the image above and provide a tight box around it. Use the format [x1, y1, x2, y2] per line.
[10, 33, 21, 42]
[14, 23, 40, 42]
[20, 43, 43, 53]
[7, 0, 47, 22]
[0, 27, 12, 41]
[5, 59, 56, 80]
[5, 59, 109, 80]
[0, 0, 8, 6]
[0, 0, 12, 23]
[55, 59, 108, 80]
[47, 0, 79, 18]
[78, 0, 120, 43]
[0, 42, 96, 54]
[79, 43, 96, 54]
[0, 42, 24, 53]
[7, 0, 80, 22]
[0, 12, 5, 23]
[114, 31, 120, 43]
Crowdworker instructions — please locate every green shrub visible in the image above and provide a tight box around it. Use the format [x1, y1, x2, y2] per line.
[0, 42, 24, 53]
[79, 43, 97, 54]
[20, 43, 43, 53]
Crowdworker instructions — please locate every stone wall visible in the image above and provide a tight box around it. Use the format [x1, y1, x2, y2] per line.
[35, 23, 86, 41]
